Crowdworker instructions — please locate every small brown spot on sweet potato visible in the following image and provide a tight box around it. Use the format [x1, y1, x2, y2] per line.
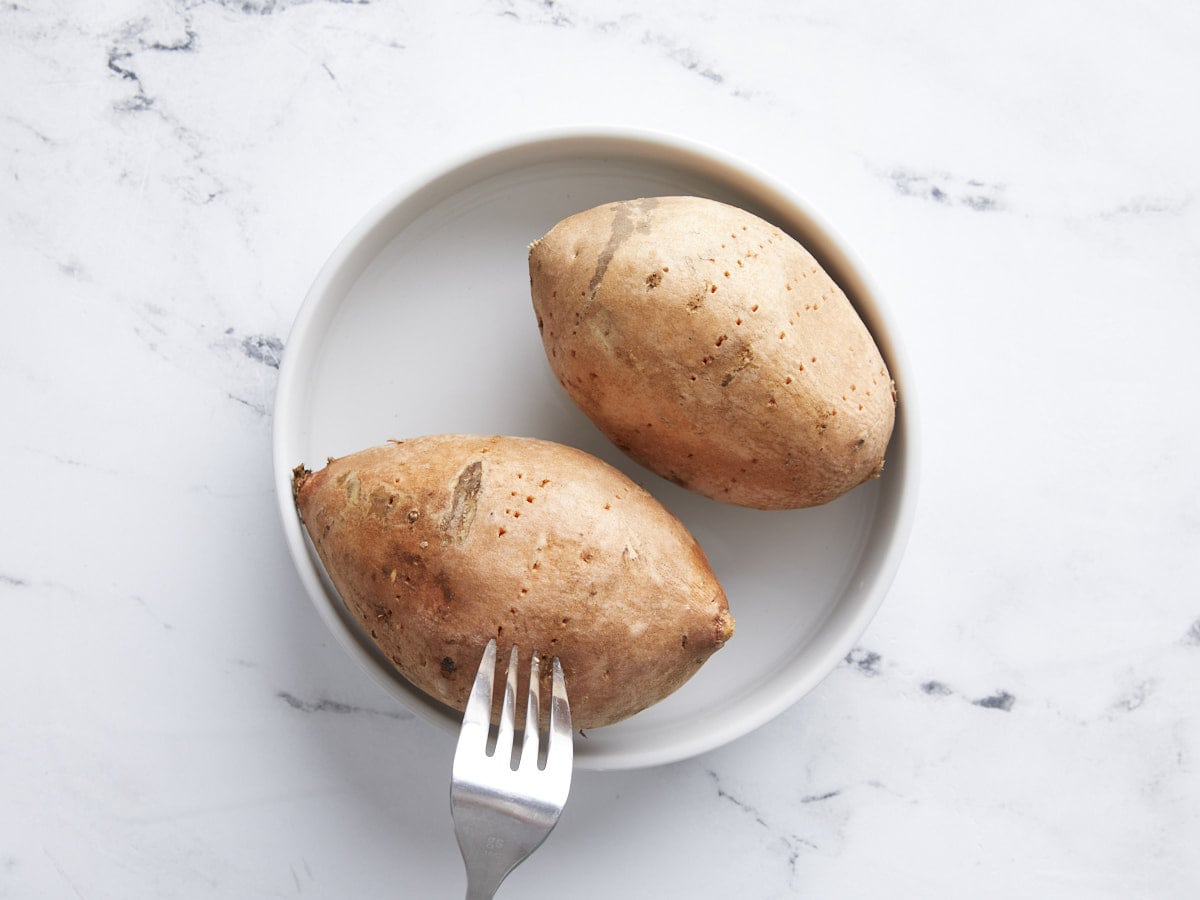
[645, 271, 662, 288]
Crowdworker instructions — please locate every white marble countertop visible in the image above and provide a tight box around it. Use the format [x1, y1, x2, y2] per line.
[4, 1, 1198, 897]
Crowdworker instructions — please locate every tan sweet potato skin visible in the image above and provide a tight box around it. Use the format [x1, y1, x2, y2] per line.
[293, 435, 733, 729]
[529, 196, 896, 509]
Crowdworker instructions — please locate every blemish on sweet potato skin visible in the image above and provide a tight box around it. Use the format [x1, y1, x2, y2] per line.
[440, 459, 483, 543]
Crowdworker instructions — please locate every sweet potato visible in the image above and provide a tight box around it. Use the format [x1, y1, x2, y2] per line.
[529, 196, 895, 509]
[294, 435, 733, 729]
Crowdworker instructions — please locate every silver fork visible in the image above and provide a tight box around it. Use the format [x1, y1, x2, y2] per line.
[450, 639, 573, 900]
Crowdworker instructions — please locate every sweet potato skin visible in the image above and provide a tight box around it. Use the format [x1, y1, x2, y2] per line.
[529, 196, 895, 509]
[294, 435, 733, 729]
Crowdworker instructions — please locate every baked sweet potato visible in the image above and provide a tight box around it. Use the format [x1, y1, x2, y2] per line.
[529, 196, 895, 509]
[293, 435, 733, 729]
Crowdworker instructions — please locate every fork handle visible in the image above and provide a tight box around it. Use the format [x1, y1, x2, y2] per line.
[463, 860, 514, 900]
[465, 879, 500, 900]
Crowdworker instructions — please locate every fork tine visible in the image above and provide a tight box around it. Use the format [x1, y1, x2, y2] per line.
[456, 639, 496, 758]
[519, 652, 541, 769]
[451, 643, 574, 899]
[545, 656, 573, 772]
[492, 644, 520, 763]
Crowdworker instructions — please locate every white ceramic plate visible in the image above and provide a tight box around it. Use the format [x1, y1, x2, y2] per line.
[273, 128, 918, 770]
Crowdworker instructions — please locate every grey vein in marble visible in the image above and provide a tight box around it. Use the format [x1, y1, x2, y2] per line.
[1186, 618, 1200, 646]
[276, 690, 414, 720]
[973, 690, 1016, 712]
[208, 329, 287, 415]
[640, 30, 725, 84]
[193, 0, 371, 15]
[799, 789, 842, 804]
[919, 677, 1017, 712]
[104, 16, 229, 205]
[1111, 679, 1156, 713]
[920, 679, 953, 696]
[496, 0, 573, 28]
[237, 333, 285, 369]
[495, 0, 736, 91]
[888, 167, 1006, 212]
[843, 646, 882, 676]
[131, 595, 174, 631]
[844, 647, 1019, 712]
[1101, 195, 1193, 219]
[706, 768, 818, 878]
